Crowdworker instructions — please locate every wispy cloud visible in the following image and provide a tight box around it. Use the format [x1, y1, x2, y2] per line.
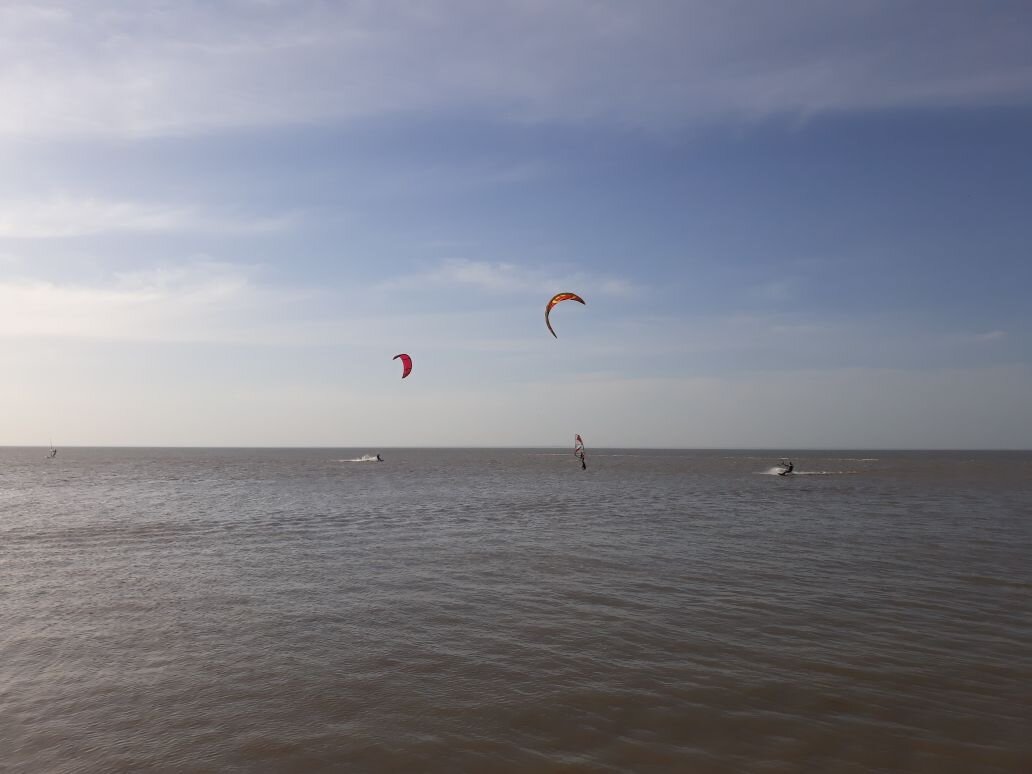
[0, 196, 292, 238]
[2, 1, 1030, 138]
[0, 257, 638, 347]
[381, 258, 639, 297]
[960, 330, 1008, 343]
[0, 261, 276, 342]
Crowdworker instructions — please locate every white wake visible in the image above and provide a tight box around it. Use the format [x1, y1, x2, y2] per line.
[339, 454, 382, 463]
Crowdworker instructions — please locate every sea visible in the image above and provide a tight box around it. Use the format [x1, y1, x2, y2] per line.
[1, 448, 1030, 773]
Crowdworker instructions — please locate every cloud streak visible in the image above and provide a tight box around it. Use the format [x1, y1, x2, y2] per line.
[0, 196, 292, 238]
[0, 258, 635, 346]
[960, 330, 1007, 343]
[0, 262, 280, 342]
[381, 258, 638, 298]
[2, 1, 1030, 139]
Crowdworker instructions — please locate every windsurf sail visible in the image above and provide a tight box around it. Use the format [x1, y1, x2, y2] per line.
[574, 434, 586, 470]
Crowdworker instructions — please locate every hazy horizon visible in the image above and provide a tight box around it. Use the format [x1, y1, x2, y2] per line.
[14, 445, 1031, 452]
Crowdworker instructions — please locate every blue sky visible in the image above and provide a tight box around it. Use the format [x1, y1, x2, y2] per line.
[1, 1, 1030, 447]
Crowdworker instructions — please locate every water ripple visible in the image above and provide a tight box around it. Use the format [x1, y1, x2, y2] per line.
[1, 448, 1029, 772]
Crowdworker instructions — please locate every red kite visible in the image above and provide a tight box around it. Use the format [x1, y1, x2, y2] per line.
[393, 353, 412, 378]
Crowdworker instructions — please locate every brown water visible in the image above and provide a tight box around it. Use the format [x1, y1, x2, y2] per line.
[2, 449, 1030, 772]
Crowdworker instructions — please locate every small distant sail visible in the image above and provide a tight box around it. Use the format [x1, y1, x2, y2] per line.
[47, 440, 57, 459]
[574, 434, 586, 470]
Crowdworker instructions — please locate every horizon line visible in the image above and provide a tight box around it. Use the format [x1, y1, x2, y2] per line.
[3, 445, 1030, 452]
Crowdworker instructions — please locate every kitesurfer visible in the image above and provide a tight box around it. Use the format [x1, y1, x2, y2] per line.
[778, 459, 794, 476]
[376, 454, 384, 462]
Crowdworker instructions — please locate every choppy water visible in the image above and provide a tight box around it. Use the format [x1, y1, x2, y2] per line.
[2, 448, 1030, 773]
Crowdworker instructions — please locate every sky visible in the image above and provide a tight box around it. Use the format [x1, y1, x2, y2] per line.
[2, 0, 1031, 448]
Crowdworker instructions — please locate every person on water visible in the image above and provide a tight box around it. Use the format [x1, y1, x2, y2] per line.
[376, 454, 383, 462]
[778, 459, 794, 476]
[580, 455, 587, 471]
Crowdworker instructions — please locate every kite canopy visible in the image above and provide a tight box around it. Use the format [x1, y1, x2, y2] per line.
[393, 353, 413, 378]
[545, 292, 585, 338]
